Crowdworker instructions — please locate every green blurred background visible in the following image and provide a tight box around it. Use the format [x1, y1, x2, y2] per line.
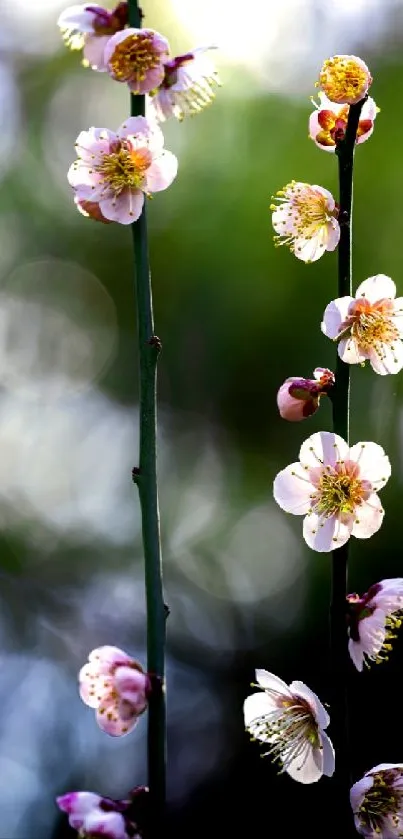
[2, 0, 403, 836]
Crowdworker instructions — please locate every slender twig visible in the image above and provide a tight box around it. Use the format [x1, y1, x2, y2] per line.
[330, 98, 366, 834]
[128, 1, 166, 832]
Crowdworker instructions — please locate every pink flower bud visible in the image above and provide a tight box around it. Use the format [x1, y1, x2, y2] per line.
[277, 368, 334, 422]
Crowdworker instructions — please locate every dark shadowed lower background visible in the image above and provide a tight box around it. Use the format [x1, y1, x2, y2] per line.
[1, 0, 403, 836]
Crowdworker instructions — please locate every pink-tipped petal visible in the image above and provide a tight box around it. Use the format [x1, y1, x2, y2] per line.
[145, 151, 178, 192]
[100, 190, 145, 225]
[303, 512, 353, 553]
[299, 431, 349, 470]
[83, 810, 128, 839]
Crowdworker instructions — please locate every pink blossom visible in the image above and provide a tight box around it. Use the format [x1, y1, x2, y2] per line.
[347, 579, 403, 671]
[277, 367, 334, 422]
[56, 790, 140, 838]
[309, 92, 378, 152]
[79, 645, 150, 736]
[57, 2, 128, 71]
[68, 116, 178, 225]
[271, 181, 340, 263]
[321, 274, 403, 375]
[104, 28, 169, 93]
[148, 47, 221, 122]
[318, 55, 372, 105]
[273, 431, 391, 553]
[244, 669, 334, 784]
[351, 764, 403, 837]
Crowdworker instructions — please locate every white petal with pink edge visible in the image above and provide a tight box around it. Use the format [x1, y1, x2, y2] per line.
[145, 151, 178, 192]
[299, 431, 350, 469]
[355, 274, 396, 302]
[57, 791, 102, 817]
[303, 512, 353, 553]
[349, 441, 391, 489]
[272, 463, 314, 515]
[255, 669, 292, 696]
[57, 5, 100, 32]
[128, 65, 165, 94]
[286, 742, 323, 784]
[100, 191, 145, 225]
[351, 494, 384, 539]
[338, 336, 367, 365]
[289, 681, 329, 729]
[84, 810, 128, 839]
[83, 34, 109, 71]
[321, 297, 354, 338]
[117, 116, 164, 152]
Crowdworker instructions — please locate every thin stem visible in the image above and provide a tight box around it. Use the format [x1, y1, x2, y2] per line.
[330, 98, 365, 835]
[128, 1, 166, 833]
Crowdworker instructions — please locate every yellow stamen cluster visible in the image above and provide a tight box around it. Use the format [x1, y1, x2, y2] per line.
[314, 464, 365, 517]
[373, 612, 403, 666]
[108, 32, 160, 83]
[95, 144, 152, 194]
[319, 56, 371, 104]
[249, 695, 319, 770]
[358, 771, 403, 833]
[352, 310, 399, 358]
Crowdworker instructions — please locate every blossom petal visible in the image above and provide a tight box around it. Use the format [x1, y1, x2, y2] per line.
[243, 691, 276, 734]
[321, 297, 355, 339]
[348, 638, 365, 671]
[145, 151, 178, 192]
[368, 340, 403, 375]
[355, 274, 396, 302]
[117, 116, 165, 153]
[100, 190, 144, 225]
[286, 742, 323, 784]
[83, 810, 128, 839]
[325, 217, 340, 251]
[83, 34, 109, 71]
[289, 681, 329, 729]
[293, 233, 327, 263]
[96, 703, 138, 736]
[320, 731, 335, 777]
[349, 442, 391, 490]
[338, 336, 367, 365]
[303, 512, 353, 553]
[350, 775, 374, 814]
[272, 463, 314, 515]
[299, 431, 350, 470]
[57, 5, 101, 32]
[255, 670, 292, 696]
[351, 493, 384, 539]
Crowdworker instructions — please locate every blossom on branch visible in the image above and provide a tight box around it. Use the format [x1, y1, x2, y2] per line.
[351, 764, 403, 838]
[104, 28, 169, 93]
[57, 790, 143, 839]
[273, 431, 391, 553]
[148, 47, 221, 122]
[347, 579, 403, 671]
[270, 181, 340, 263]
[318, 54, 372, 105]
[309, 92, 378, 152]
[321, 274, 403, 375]
[68, 116, 178, 225]
[277, 367, 334, 422]
[79, 645, 150, 736]
[244, 669, 334, 784]
[57, 2, 128, 71]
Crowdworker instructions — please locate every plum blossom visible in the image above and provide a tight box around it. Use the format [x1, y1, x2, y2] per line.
[270, 181, 340, 263]
[57, 2, 128, 71]
[321, 274, 403, 375]
[104, 28, 169, 93]
[318, 55, 372, 105]
[148, 47, 221, 122]
[273, 431, 391, 553]
[68, 116, 178, 225]
[351, 764, 403, 838]
[244, 669, 334, 784]
[347, 579, 403, 671]
[79, 645, 150, 736]
[57, 789, 143, 838]
[277, 367, 334, 422]
[309, 92, 378, 152]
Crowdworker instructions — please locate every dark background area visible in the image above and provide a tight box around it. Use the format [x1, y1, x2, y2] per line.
[2, 0, 403, 837]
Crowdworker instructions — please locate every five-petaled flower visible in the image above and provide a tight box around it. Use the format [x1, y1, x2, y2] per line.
[57, 2, 128, 71]
[104, 27, 169, 93]
[350, 764, 403, 838]
[273, 431, 391, 553]
[68, 116, 178, 225]
[347, 579, 403, 671]
[243, 669, 335, 784]
[321, 274, 403, 375]
[79, 645, 150, 736]
[277, 367, 334, 422]
[270, 181, 340, 263]
[309, 92, 378, 152]
[148, 47, 221, 122]
[57, 790, 141, 839]
[318, 54, 372, 105]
